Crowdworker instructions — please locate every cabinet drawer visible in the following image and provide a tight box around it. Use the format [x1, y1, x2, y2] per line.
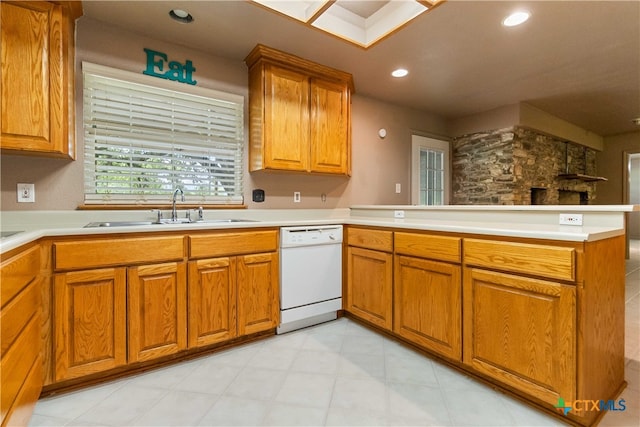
[1, 245, 39, 309]
[1, 282, 39, 355]
[395, 232, 461, 263]
[347, 227, 393, 252]
[54, 236, 185, 270]
[464, 239, 575, 281]
[1, 314, 41, 423]
[190, 230, 278, 259]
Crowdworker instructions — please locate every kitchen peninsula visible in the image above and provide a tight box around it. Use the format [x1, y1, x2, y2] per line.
[1, 204, 636, 427]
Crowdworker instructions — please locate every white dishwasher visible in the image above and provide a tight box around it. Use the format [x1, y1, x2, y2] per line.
[277, 225, 343, 334]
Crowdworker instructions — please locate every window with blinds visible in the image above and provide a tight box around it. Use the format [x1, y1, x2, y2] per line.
[83, 62, 244, 205]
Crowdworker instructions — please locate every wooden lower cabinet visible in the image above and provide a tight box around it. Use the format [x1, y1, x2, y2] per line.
[463, 267, 576, 406]
[237, 252, 279, 335]
[54, 268, 127, 381]
[188, 251, 278, 346]
[49, 230, 280, 387]
[128, 262, 187, 363]
[346, 246, 393, 330]
[394, 255, 461, 360]
[1, 244, 43, 427]
[188, 257, 237, 348]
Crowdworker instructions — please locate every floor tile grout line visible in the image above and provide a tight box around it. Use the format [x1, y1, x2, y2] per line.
[39, 376, 134, 426]
[124, 386, 174, 427]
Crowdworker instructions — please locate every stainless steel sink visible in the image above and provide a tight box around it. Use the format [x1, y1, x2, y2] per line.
[84, 221, 155, 228]
[84, 219, 259, 228]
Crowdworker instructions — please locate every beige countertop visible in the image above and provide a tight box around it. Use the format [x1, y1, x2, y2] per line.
[1, 205, 636, 254]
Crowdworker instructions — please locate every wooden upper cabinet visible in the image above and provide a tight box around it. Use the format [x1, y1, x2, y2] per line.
[263, 65, 310, 171]
[0, 1, 82, 158]
[309, 78, 350, 174]
[245, 44, 353, 175]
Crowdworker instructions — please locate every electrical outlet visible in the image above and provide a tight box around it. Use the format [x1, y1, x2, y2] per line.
[293, 191, 301, 203]
[394, 210, 405, 218]
[17, 183, 35, 203]
[559, 213, 583, 226]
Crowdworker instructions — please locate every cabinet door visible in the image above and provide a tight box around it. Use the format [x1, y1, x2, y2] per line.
[394, 256, 461, 360]
[54, 268, 127, 381]
[263, 64, 310, 171]
[0, 1, 71, 157]
[309, 78, 350, 175]
[463, 267, 576, 406]
[346, 246, 393, 330]
[188, 258, 237, 348]
[237, 253, 279, 335]
[1, 244, 43, 427]
[128, 262, 187, 363]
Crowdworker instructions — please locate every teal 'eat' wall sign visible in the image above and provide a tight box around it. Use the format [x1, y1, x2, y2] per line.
[143, 48, 196, 85]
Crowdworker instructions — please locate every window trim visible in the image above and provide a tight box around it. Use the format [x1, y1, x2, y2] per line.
[81, 62, 245, 206]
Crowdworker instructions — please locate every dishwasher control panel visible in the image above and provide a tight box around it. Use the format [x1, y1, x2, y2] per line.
[280, 225, 343, 247]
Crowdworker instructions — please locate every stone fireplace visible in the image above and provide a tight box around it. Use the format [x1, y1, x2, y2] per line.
[558, 189, 589, 205]
[452, 126, 601, 205]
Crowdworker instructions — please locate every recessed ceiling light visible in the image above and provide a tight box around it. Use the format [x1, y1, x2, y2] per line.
[632, 117, 640, 125]
[391, 68, 409, 78]
[169, 9, 194, 24]
[502, 11, 530, 27]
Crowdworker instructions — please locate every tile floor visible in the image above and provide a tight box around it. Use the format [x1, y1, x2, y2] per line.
[29, 241, 640, 427]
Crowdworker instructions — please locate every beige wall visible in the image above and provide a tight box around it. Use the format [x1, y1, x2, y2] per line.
[629, 156, 640, 239]
[595, 131, 640, 205]
[0, 18, 447, 211]
[595, 131, 640, 241]
[247, 97, 449, 209]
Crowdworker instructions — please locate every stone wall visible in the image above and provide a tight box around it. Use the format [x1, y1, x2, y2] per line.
[452, 126, 599, 205]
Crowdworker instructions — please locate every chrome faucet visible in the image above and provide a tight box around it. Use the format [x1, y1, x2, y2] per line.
[171, 187, 184, 221]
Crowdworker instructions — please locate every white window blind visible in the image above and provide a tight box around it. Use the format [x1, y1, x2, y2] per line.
[83, 62, 244, 205]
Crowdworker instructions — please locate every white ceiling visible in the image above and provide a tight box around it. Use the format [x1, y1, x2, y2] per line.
[82, 0, 640, 137]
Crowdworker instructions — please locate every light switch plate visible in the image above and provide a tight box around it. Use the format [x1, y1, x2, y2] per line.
[17, 183, 35, 203]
